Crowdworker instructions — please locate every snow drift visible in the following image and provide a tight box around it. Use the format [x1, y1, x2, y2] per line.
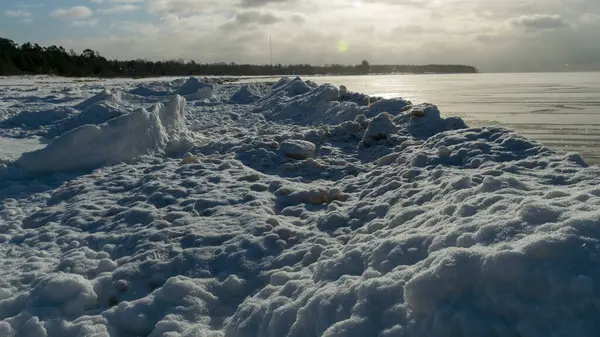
[230, 84, 262, 104]
[15, 94, 194, 173]
[1, 75, 600, 337]
[129, 77, 215, 101]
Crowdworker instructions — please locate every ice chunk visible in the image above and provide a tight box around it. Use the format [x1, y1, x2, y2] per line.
[269, 76, 312, 97]
[74, 89, 140, 110]
[402, 103, 467, 139]
[280, 139, 316, 160]
[15, 95, 193, 173]
[182, 86, 214, 101]
[47, 101, 124, 137]
[260, 84, 342, 124]
[231, 84, 262, 104]
[174, 77, 214, 96]
[29, 273, 97, 318]
[367, 98, 410, 117]
[361, 112, 397, 147]
[129, 84, 170, 97]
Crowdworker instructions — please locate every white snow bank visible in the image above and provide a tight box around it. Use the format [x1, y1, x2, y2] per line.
[74, 89, 142, 110]
[361, 112, 398, 147]
[258, 83, 350, 124]
[129, 77, 215, 101]
[230, 84, 262, 104]
[4, 76, 600, 337]
[367, 97, 410, 117]
[175, 77, 214, 96]
[15, 95, 194, 173]
[398, 103, 468, 138]
[0, 107, 76, 129]
[47, 101, 125, 138]
[129, 84, 170, 97]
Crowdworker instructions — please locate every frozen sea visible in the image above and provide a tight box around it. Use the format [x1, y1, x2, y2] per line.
[1, 74, 600, 337]
[243, 72, 600, 164]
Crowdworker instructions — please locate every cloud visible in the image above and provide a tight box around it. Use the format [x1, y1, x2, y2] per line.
[91, 0, 142, 3]
[508, 14, 571, 30]
[5, 9, 32, 18]
[290, 12, 306, 24]
[71, 19, 100, 27]
[362, 0, 429, 7]
[391, 24, 439, 35]
[98, 5, 138, 14]
[146, 0, 210, 14]
[580, 13, 600, 24]
[235, 10, 281, 24]
[51, 6, 94, 19]
[50, 0, 600, 72]
[238, 0, 293, 8]
[220, 10, 282, 31]
[146, 0, 298, 14]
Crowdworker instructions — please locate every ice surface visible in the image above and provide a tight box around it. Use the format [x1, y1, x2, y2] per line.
[1, 75, 600, 337]
[0, 137, 45, 159]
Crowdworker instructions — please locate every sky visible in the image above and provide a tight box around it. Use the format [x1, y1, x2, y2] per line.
[1, 0, 600, 72]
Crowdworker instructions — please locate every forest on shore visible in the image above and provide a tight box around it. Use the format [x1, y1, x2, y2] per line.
[0, 38, 478, 77]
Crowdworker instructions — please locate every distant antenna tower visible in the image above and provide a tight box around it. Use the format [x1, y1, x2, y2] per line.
[269, 35, 273, 67]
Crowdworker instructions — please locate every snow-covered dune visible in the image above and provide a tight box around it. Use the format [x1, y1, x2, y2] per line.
[1, 76, 600, 337]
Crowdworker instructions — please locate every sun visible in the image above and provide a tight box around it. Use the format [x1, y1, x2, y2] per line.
[337, 40, 349, 53]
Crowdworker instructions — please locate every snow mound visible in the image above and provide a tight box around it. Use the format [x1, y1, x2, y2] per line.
[361, 112, 398, 147]
[260, 83, 354, 125]
[175, 77, 214, 97]
[29, 273, 97, 318]
[129, 84, 170, 97]
[5, 76, 600, 337]
[283, 77, 312, 96]
[269, 76, 313, 97]
[74, 89, 141, 110]
[0, 107, 76, 129]
[340, 89, 370, 106]
[385, 103, 468, 140]
[183, 86, 214, 101]
[230, 84, 262, 104]
[280, 139, 316, 160]
[47, 101, 124, 138]
[128, 77, 215, 100]
[367, 97, 411, 117]
[15, 95, 193, 173]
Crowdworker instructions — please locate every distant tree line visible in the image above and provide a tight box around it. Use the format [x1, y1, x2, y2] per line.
[0, 38, 478, 78]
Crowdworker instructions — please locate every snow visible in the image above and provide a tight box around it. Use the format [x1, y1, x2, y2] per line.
[230, 84, 263, 104]
[0, 137, 45, 160]
[280, 139, 316, 160]
[14, 94, 194, 174]
[1, 75, 600, 337]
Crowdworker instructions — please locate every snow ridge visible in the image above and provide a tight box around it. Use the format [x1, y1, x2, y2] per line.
[0, 76, 599, 337]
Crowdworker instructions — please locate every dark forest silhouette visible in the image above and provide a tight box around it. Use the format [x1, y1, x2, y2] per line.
[0, 38, 478, 78]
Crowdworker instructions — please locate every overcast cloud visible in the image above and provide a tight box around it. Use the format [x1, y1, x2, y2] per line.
[5, 0, 600, 72]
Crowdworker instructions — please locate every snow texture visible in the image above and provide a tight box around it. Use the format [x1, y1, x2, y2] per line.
[280, 139, 316, 160]
[0, 75, 599, 337]
[15, 94, 194, 174]
[230, 84, 262, 104]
